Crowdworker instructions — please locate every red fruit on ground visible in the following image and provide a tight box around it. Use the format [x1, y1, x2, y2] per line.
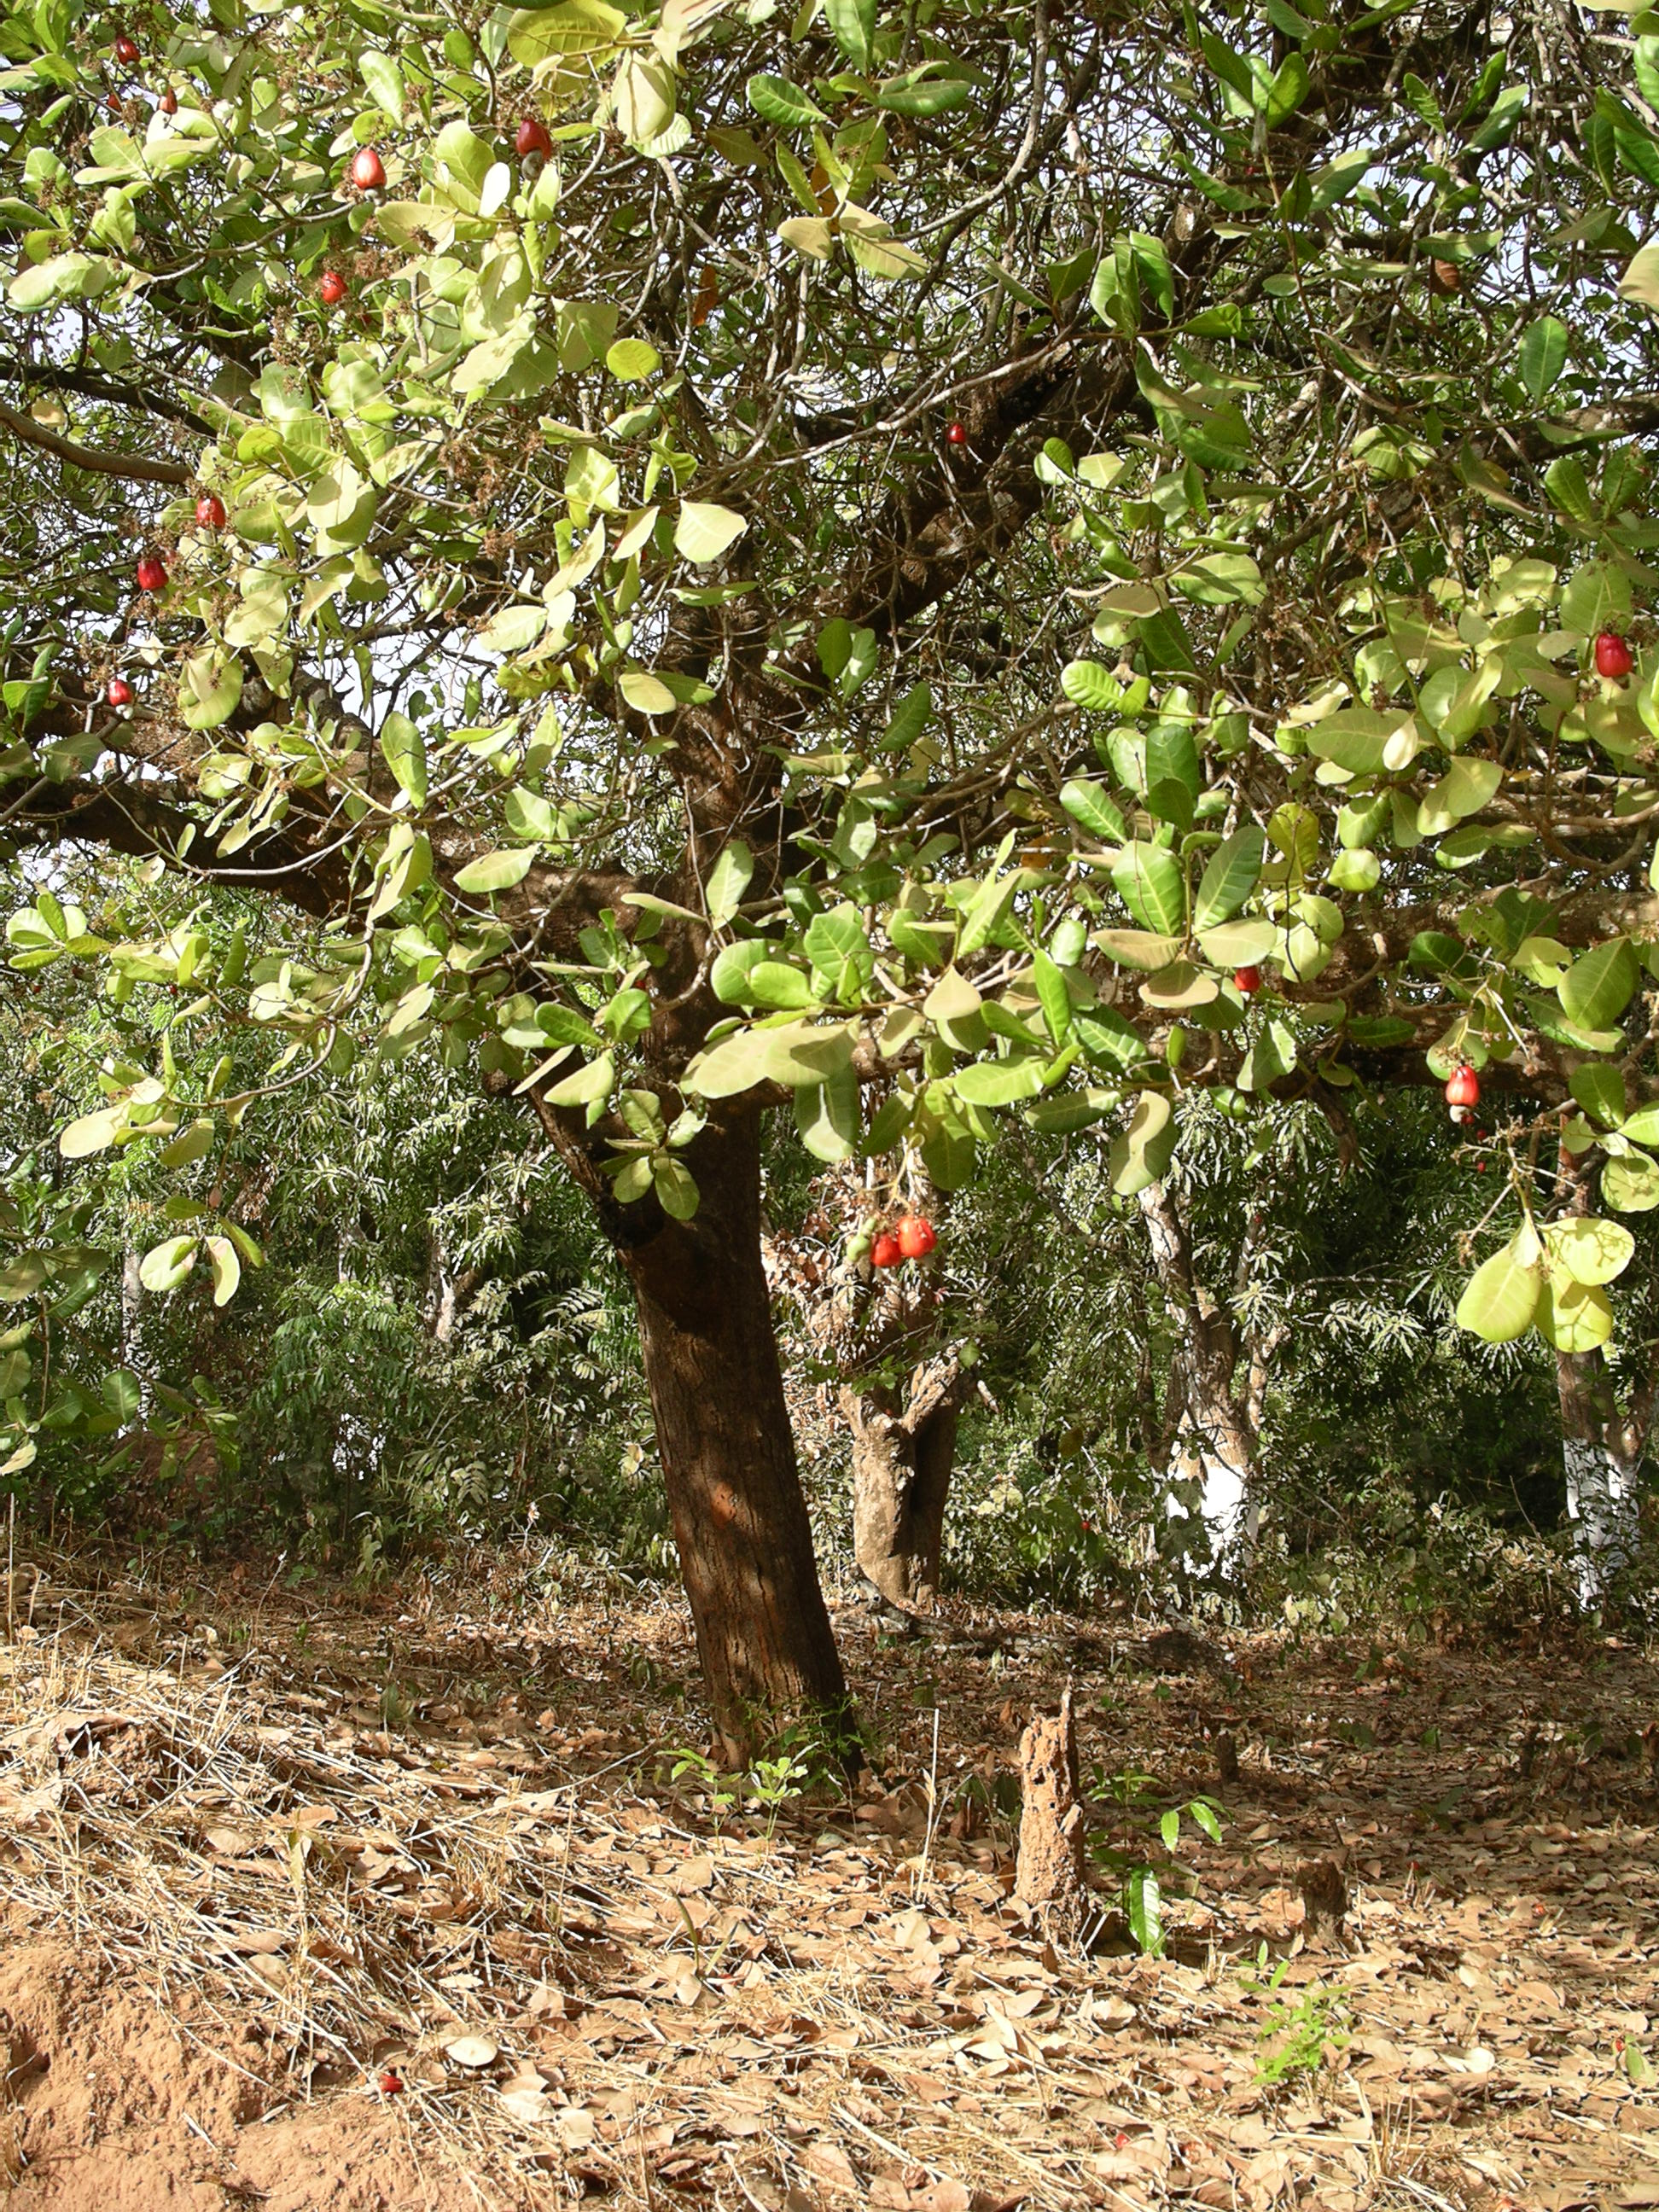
[1595, 630, 1633, 680]
[350, 145, 386, 191]
[135, 554, 167, 594]
[318, 270, 347, 306]
[106, 676, 133, 708]
[1445, 1064, 1480, 1109]
[870, 1232, 902, 1270]
[1234, 964, 1261, 994]
[895, 1214, 937, 1260]
[195, 493, 226, 530]
[946, 421, 968, 446]
[376, 2070, 404, 2096]
[515, 116, 552, 160]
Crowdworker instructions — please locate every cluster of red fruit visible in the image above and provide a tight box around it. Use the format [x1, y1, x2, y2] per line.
[870, 1215, 937, 1269]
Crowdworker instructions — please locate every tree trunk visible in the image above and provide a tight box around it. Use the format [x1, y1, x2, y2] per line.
[1014, 1689, 1086, 1936]
[1138, 1181, 1258, 1572]
[841, 1353, 964, 1607]
[1557, 1345, 1641, 1610]
[1553, 1151, 1644, 1610]
[543, 1097, 853, 1764]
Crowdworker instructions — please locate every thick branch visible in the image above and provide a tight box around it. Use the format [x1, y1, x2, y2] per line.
[0, 400, 192, 486]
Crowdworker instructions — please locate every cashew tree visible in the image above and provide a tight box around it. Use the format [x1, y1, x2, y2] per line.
[5, 0, 1659, 1747]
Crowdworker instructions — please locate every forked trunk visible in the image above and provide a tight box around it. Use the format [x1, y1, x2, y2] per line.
[842, 1353, 963, 1606]
[568, 1103, 853, 1763]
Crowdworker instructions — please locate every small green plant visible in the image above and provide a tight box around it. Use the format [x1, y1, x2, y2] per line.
[666, 1746, 738, 1816]
[1088, 1770, 1226, 1956]
[1243, 1946, 1351, 2082]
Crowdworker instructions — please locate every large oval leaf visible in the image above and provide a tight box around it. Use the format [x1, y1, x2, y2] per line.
[1192, 826, 1265, 932]
[1535, 1276, 1614, 1353]
[1544, 1216, 1635, 1287]
[1560, 940, 1639, 1033]
[1455, 1244, 1542, 1343]
[1112, 842, 1186, 936]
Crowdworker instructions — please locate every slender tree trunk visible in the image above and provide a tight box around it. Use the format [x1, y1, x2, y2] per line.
[1554, 1151, 1644, 1610]
[1138, 1180, 1258, 1570]
[1556, 1346, 1642, 1610]
[841, 1353, 964, 1606]
[539, 1096, 853, 1762]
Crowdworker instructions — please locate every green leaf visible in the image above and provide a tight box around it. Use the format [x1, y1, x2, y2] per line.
[953, 1057, 1046, 1107]
[158, 1118, 215, 1167]
[1061, 658, 1126, 711]
[380, 712, 428, 807]
[688, 1020, 853, 1098]
[1112, 843, 1186, 936]
[606, 338, 661, 383]
[1569, 1063, 1625, 1129]
[1535, 1275, 1614, 1353]
[139, 1235, 198, 1294]
[619, 668, 679, 717]
[1192, 827, 1265, 932]
[0, 1254, 49, 1300]
[1059, 780, 1128, 844]
[747, 74, 828, 130]
[1604, 1151, 1659, 1213]
[546, 1050, 615, 1107]
[60, 1106, 124, 1158]
[824, 0, 876, 69]
[674, 502, 748, 563]
[1196, 918, 1276, 969]
[359, 49, 405, 122]
[1559, 940, 1639, 1033]
[711, 940, 771, 1004]
[506, 2, 626, 67]
[453, 847, 537, 894]
[178, 650, 243, 732]
[1517, 315, 1569, 403]
[651, 1154, 700, 1219]
[1456, 1243, 1542, 1343]
[1032, 950, 1074, 1045]
[205, 1233, 242, 1307]
[803, 907, 876, 1000]
[1109, 1089, 1176, 1196]
[1544, 1216, 1635, 1287]
[1126, 1867, 1163, 1958]
[705, 840, 754, 928]
[795, 1060, 860, 1161]
[1621, 239, 1659, 311]
[747, 961, 814, 1010]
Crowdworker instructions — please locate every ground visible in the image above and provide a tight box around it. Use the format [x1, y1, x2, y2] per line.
[0, 1543, 1656, 2210]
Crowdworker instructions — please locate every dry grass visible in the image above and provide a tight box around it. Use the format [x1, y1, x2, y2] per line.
[1, 1541, 1656, 2210]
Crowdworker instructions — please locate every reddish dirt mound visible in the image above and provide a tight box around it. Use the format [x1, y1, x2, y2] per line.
[0, 1942, 480, 2210]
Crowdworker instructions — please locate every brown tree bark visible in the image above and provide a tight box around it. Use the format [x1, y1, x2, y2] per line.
[841, 1353, 966, 1607]
[537, 1094, 853, 1765]
[1015, 1689, 1086, 1936]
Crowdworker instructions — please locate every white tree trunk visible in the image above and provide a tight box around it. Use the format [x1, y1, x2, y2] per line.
[1563, 1438, 1639, 1609]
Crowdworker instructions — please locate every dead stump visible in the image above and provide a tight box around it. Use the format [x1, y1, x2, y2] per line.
[1015, 1688, 1086, 1936]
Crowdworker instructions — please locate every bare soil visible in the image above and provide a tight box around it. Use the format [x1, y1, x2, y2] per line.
[1, 1546, 1656, 2210]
